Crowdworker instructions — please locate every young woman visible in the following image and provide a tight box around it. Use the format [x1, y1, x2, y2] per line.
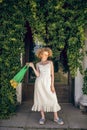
[27, 47, 64, 125]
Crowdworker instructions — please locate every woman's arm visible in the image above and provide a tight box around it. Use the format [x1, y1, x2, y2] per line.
[50, 61, 55, 93]
[27, 62, 40, 77]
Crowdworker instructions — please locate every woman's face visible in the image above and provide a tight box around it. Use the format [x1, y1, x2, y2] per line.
[41, 51, 49, 61]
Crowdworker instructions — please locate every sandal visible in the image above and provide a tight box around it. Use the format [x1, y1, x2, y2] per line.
[39, 118, 45, 125]
[54, 118, 64, 125]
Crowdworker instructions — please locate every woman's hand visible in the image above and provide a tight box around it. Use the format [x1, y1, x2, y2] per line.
[51, 85, 55, 93]
[26, 62, 29, 66]
[26, 62, 39, 77]
[26, 62, 34, 69]
[29, 62, 34, 68]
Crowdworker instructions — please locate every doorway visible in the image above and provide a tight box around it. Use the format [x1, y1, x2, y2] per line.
[22, 22, 74, 103]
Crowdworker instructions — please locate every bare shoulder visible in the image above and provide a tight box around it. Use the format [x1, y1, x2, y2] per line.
[36, 62, 40, 66]
[48, 60, 54, 68]
[48, 60, 53, 65]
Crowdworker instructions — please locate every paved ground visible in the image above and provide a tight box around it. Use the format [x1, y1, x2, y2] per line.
[0, 101, 87, 130]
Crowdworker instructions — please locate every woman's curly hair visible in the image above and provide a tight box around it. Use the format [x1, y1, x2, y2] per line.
[36, 47, 52, 58]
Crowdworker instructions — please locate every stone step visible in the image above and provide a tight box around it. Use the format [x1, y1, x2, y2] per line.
[0, 127, 84, 130]
[0, 103, 87, 130]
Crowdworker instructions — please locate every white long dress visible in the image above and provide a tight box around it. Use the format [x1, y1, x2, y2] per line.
[32, 62, 61, 112]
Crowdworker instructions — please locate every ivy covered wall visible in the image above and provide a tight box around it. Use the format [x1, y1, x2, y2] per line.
[0, 0, 87, 118]
[0, 0, 26, 118]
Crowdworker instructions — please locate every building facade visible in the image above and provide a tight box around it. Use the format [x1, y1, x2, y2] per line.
[16, 29, 87, 107]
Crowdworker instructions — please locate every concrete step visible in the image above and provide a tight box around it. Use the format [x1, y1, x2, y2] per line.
[0, 102, 87, 130]
[0, 127, 85, 130]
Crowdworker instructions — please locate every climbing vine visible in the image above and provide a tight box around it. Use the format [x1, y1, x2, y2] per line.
[31, 0, 87, 76]
[0, 0, 26, 118]
[0, 0, 87, 118]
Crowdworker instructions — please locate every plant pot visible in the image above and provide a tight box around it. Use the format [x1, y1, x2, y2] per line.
[80, 95, 87, 106]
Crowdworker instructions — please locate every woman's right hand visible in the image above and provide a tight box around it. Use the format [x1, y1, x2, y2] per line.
[26, 62, 39, 77]
[26, 62, 34, 69]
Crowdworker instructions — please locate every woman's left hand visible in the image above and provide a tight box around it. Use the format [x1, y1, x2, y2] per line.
[51, 86, 55, 93]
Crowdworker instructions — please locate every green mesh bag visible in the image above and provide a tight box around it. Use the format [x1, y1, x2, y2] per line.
[10, 65, 29, 88]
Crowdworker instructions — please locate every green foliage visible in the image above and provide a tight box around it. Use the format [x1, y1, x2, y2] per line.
[29, 0, 87, 76]
[0, 0, 87, 118]
[30, 0, 87, 77]
[82, 69, 87, 95]
[0, 84, 17, 119]
[0, 0, 26, 118]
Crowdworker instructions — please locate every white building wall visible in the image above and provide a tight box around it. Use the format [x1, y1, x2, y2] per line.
[16, 83, 22, 104]
[16, 53, 23, 104]
[75, 70, 83, 106]
[75, 28, 87, 106]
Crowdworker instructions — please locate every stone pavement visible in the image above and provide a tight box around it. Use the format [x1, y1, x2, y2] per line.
[0, 101, 87, 130]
